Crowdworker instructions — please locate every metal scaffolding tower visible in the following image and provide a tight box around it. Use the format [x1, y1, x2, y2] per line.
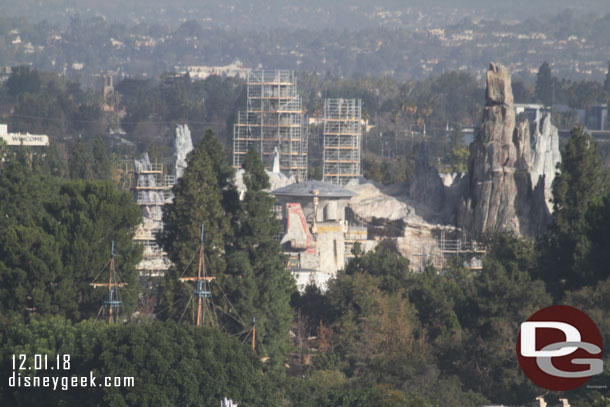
[232, 70, 307, 180]
[131, 157, 174, 278]
[322, 98, 362, 186]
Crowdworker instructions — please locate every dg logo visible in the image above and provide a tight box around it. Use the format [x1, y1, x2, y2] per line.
[516, 305, 604, 391]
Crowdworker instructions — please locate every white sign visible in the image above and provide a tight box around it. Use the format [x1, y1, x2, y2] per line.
[1, 134, 49, 146]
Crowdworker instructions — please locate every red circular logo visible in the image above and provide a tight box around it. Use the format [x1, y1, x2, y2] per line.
[516, 305, 603, 391]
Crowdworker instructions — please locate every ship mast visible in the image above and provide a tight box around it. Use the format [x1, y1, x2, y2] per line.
[90, 241, 127, 323]
[179, 224, 215, 327]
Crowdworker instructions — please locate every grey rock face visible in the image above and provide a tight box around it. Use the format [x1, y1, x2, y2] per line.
[458, 63, 559, 238]
[409, 142, 445, 214]
[529, 113, 561, 213]
[174, 124, 193, 180]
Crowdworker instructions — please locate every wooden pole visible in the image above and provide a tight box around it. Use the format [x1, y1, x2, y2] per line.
[90, 241, 126, 324]
[196, 242, 203, 327]
[179, 224, 215, 327]
[252, 317, 256, 352]
[108, 255, 114, 323]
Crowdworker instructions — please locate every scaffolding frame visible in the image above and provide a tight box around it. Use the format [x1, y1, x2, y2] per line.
[233, 70, 308, 180]
[131, 159, 175, 277]
[323, 98, 362, 186]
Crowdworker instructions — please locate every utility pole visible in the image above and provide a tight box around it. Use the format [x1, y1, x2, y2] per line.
[91, 241, 127, 323]
[179, 224, 215, 327]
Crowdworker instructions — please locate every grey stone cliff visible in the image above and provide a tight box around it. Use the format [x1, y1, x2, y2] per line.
[457, 63, 558, 238]
[529, 112, 561, 213]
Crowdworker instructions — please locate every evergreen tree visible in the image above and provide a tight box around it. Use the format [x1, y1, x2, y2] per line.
[45, 180, 142, 320]
[0, 153, 64, 317]
[452, 233, 550, 402]
[580, 196, 610, 285]
[225, 147, 295, 365]
[0, 317, 281, 407]
[363, 158, 382, 183]
[68, 138, 95, 180]
[91, 136, 111, 180]
[449, 124, 464, 150]
[535, 61, 553, 106]
[0, 152, 141, 320]
[6, 66, 41, 99]
[34, 142, 69, 178]
[540, 126, 608, 296]
[157, 132, 233, 320]
[200, 129, 239, 217]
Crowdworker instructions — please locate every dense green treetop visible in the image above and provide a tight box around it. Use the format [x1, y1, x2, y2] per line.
[0, 317, 280, 407]
[535, 61, 553, 106]
[157, 132, 232, 322]
[539, 126, 609, 296]
[158, 131, 232, 279]
[224, 147, 295, 366]
[0, 151, 141, 321]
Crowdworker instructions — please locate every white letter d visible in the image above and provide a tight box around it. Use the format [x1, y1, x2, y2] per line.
[520, 321, 581, 357]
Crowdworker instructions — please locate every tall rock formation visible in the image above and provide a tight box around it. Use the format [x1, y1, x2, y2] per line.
[458, 63, 559, 238]
[174, 124, 193, 179]
[529, 113, 561, 213]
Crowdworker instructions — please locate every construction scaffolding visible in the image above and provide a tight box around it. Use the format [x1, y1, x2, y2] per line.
[131, 155, 174, 277]
[232, 70, 307, 180]
[412, 230, 486, 271]
[322, 98, 362, 186]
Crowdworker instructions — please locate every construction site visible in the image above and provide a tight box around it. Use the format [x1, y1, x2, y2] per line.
[129, 124, 194, 279]
[232, 69, 308, 181]
[131, 156, 174, 278]
[322, 98, 362, 186]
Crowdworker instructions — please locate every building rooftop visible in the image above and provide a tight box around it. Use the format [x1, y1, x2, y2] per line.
[271, 180, 357, 198]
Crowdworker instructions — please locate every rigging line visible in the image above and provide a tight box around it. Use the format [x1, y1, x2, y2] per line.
[178, 296, 194, 324]
[209, 301, 219, 327]
[93, 305, 104, 325]
[178, 248, 200, 279]
[209, 302, 218, 327]
[212, 280, 248, 327]
[210, 302, 246, 327]
[89, 258, 111, 285]
[111, 270, 136, 313]
[113, 268, 136, 304]
[259, 340, 269, 358]
[241, 327, 254, 344]
[205, 280, 219, 327]
[205, 266, 241, 316]
[230, 329, 250, 337]
[115, 286, 124, 322]
[154, 297, 189, 318]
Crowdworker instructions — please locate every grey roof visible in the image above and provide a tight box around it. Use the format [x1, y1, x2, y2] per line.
[271, 180, 357, 198]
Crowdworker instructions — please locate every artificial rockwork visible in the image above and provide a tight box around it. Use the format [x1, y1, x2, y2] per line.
[457, 63, 560, 238]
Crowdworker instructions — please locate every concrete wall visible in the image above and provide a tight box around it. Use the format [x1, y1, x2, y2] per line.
[315, 222, 346, 277]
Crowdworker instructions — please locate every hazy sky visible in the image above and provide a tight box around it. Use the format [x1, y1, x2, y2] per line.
[1, 0, 609, 29]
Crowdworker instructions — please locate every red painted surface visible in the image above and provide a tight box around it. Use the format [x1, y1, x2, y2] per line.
[286, 203, 315, 251]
